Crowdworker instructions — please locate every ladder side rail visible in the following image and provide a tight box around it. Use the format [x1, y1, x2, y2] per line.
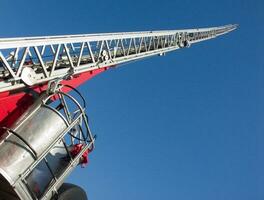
[0, 25, 236, 49]
[0, 25, 238, 93]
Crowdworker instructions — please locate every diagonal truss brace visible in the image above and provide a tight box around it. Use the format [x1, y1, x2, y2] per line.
[0, 24, 237, 93]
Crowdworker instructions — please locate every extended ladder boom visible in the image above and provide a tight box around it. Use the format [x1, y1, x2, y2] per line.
[0, 24, 237, 93]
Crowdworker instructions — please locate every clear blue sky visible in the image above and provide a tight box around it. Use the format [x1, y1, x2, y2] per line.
[0, 0, 263, 199]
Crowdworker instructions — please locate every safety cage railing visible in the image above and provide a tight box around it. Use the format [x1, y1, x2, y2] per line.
[0, 81, 95, 200]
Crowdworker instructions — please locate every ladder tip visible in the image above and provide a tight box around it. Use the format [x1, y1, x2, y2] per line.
[234, 24, 239, 28]
[230, 24, 239, 30]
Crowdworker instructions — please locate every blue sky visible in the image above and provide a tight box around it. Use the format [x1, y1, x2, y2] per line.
[0, 0, 263, 199]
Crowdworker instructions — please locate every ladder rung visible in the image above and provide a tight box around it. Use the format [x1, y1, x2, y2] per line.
[0, 24, 237, 93]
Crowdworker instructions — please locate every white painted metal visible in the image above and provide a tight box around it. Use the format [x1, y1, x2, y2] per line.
[21, 67, 37, 86]
[0, 24, 238, 93]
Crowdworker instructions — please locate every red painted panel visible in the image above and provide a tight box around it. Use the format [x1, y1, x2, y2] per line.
[0, 67, 109, 135]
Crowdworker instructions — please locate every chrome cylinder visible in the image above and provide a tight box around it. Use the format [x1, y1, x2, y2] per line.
[0, 96, 67, 184]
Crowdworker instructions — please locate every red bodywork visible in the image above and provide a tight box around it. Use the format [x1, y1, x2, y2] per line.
[0, 67, 109, 136]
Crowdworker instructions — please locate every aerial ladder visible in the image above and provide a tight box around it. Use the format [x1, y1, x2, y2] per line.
[0, 24, 237, 200]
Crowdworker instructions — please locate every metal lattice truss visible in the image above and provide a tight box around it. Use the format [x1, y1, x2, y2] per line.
[0, 24, 237, 93]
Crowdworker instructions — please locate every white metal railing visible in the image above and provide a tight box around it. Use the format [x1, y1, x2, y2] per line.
[0, 24, 237, 93]
[0, 82, 95, 200]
